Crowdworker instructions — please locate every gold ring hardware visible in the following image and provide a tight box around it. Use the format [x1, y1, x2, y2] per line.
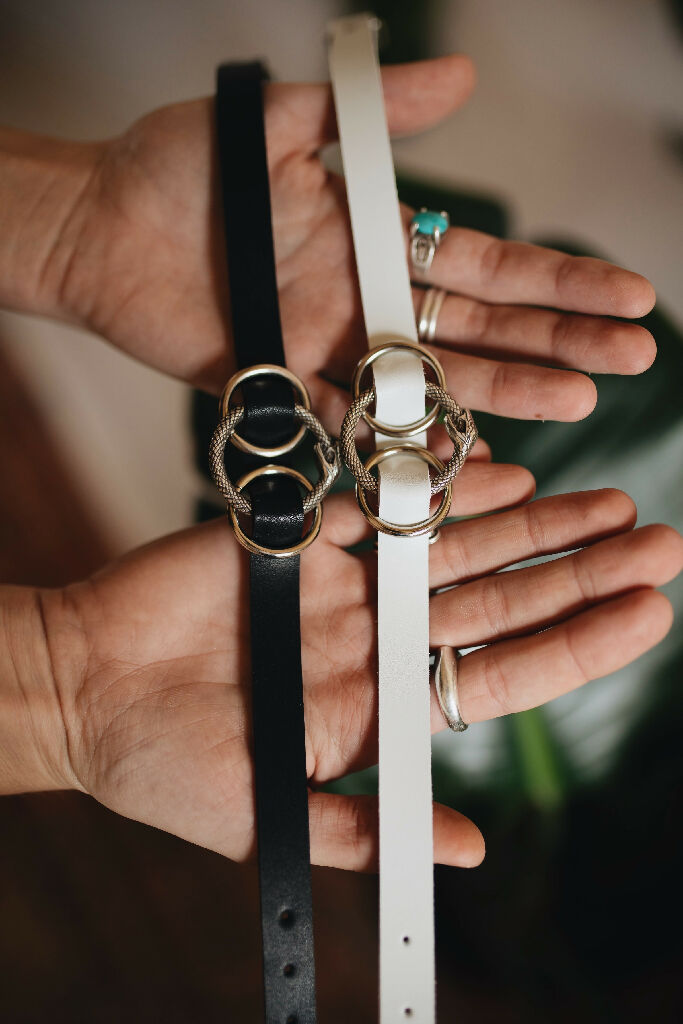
[351, 341, 446, 437]
[209, 405, 340, 519]
[220, 364, 311, 457]
[355, 445, 453, 537]
[340, 381, 477, 501]
[229, 466, 323, 557]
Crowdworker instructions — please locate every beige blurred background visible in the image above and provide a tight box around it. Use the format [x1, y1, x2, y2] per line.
[1, 0, 681, 553]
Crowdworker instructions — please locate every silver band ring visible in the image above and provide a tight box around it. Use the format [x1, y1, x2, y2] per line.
[434, 646, 468, 732]
[417, 288, 447, 343]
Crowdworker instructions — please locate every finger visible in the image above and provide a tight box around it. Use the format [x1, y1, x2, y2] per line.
[308, 792, 484, 871]
[320, 461, 535, 549]
[426, 431, 492, 465]
[430, 524, 683, 647]
[310, 373, 492, 466]
[318, 585, 675, 777]
[306, 374, 356, 437]
[414, 290, 657, 376]
[465, 436, 491, 461]
[429, 488, 637, 589]
[270, 54, 476, 154]
[307, 375, 399, 451]
[427, 430, 492, 466]
[453, 589, 673, 726]
[404, 218, 655, 319]
[425, 344, 598, 421]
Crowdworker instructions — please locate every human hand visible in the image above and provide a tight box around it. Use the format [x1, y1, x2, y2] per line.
[34, 478, 681, 870]
[2, 56, 656, 436]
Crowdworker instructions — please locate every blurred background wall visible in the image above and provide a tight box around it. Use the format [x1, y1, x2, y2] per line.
[1, 1, 682, 1021]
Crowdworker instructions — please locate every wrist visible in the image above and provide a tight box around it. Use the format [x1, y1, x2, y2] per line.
[0, 127, 102, 322]
[0, 585, 81, 794]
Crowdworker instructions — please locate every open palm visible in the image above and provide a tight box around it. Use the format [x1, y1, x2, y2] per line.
[43, 472, 681, 871]
[31, 55, 656, 440]
[11, 52, 677, 872]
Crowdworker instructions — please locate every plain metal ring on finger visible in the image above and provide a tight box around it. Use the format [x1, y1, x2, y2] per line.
[417, 288, 447, 343]
[434, 646, 468, 732]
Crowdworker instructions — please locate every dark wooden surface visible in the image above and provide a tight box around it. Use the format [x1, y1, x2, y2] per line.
[0, 788, 380, 1023]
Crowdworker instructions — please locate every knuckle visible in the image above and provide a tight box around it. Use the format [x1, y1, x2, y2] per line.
[480, 574, 513, 639]
[487, 360, 516, 411]
[481, 649, 516, 718]
[549, 312, 573, 360]
[345, 796, 374, 863]
[521, 501, 552, 553]
[553, 254, 579, 298]
[570, 549, 597, 604]
[478, 237, 507, 286]
[562, 625, 589, 686]
[441, 529, 475, 583]
[466, 298, 495, 342]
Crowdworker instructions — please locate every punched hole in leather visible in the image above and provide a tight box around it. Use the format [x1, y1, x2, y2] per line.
[248, 474, 316, 1022]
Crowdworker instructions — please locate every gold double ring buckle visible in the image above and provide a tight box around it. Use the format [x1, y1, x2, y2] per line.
[340, 341, 477, 537]
[210, 365, 340, 556]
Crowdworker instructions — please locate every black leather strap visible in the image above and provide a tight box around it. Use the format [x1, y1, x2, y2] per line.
[250, 476, 315, 1022]
[215, 62, 295, 450]
[215, 62, 317, 1024]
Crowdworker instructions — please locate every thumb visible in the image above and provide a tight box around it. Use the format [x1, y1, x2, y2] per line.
[308, 791, 485, 871]
[268, 54, 476, 155]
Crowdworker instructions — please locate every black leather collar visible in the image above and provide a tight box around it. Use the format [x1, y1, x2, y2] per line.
[215, 61, 317, 1023]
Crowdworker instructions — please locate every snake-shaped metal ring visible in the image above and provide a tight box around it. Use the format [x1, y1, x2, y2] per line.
[339, 380, 477, 537]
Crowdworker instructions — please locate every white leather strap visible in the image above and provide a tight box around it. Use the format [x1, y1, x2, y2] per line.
[328, 15, 435, 1023]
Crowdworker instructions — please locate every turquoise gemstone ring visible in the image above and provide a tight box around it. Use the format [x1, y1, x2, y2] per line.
[409, 207, 450, 273]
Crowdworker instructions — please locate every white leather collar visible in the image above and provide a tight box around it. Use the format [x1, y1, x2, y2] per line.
[328, 15, 436, 1022]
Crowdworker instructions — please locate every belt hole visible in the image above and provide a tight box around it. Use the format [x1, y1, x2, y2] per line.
[286, 1016, 298, 1024]
[402, 935, 410, 945]
[283, 963, 296, 977]
[404, 1009, 413, 1017]
[279, 909, 295, 928]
